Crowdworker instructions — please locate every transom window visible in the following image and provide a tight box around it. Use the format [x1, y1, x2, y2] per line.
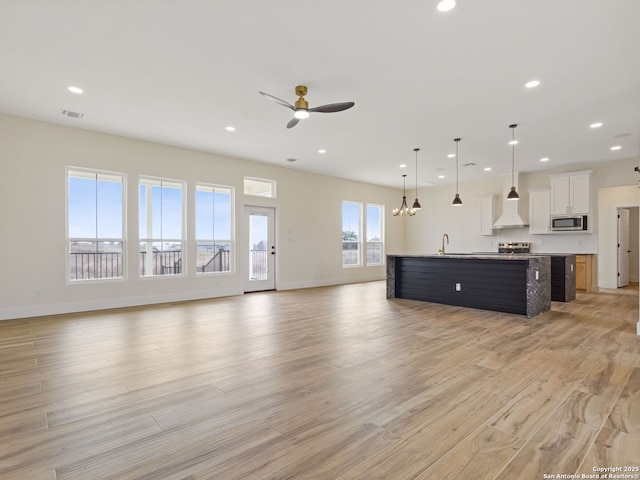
[244, 177, 276, 198]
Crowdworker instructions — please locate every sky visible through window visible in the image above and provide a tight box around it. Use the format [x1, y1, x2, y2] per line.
[195, 188, 232, 240]
[69, 177, 233, 242]
[68, 176, 122, 238]
[342, 202, 360, 239]
[139, 183, 183, 240]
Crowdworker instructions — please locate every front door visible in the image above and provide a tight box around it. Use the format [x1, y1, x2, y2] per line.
[244, 206, 276, 292]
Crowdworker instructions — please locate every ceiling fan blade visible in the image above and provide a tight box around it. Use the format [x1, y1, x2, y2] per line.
[309, 101, 355, 113]
[286, 117, 300, 129]
[259, 91, 294, 110]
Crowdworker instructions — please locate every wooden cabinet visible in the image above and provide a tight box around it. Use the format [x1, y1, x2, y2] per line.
[528, 188, 550, 234]
[549, 170, 592, 215]
[575, 254, 593, 292]
[478, 194, 496, 236]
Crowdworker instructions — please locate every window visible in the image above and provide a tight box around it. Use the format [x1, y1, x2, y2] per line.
[195, 184, 234, 273]
[67, 168, 125, 281]
[342, 201, 362, 266]
[342, 201, 384, 267]
[366, 204, 384, 265]
[244, 177, 276, 198]
[139, 177, 185, 277]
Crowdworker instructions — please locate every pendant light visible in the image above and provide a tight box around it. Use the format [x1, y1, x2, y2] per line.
[452, 138, 463, 206]
[507, 123, 520, 201]
[412, 148, 422, 210]
[393, 174, 416, 216]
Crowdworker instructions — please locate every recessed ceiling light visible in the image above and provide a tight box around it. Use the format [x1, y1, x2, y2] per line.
[437, 0, 456, 12]
[540, 157, 550, 162]
[225, 126, 236, 132]
[610, 145, 622, 151]
[67, 86, 84, 94]
[508, 140, 519, 146]
[318, 149, 326, 154]
[525, 80, 541, 88]
[438, 175, 445, 179]
[590, 122, 603, 129]
[484, 167, 492, 172]
[447, 153, 455, 158]
[400, 164, 407, 168]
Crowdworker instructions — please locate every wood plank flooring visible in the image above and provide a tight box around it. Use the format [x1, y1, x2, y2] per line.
[0, 281, 639, 479]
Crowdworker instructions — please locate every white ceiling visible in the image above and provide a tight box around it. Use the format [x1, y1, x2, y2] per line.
[1, 0, 639, 188]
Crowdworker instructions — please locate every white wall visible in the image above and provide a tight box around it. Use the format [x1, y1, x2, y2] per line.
[0, 114, 404, 320]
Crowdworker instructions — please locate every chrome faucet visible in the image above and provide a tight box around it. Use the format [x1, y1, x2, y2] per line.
[439, 233, 449, 255]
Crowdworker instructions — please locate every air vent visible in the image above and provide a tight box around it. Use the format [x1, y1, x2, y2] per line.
[463, 162, 476, 167]
[286, 158, 298, 163]
[61, 109, 84, 119]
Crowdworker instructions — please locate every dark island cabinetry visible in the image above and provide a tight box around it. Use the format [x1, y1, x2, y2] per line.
[387, 254, 551, 318]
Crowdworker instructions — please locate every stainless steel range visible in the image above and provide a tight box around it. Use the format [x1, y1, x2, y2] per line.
[498, 242, 530, 254]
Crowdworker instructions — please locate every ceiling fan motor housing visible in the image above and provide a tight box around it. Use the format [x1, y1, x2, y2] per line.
[294, 85, 309, 109]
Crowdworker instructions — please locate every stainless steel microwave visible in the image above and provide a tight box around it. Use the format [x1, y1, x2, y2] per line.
[551, 214, 588, 232]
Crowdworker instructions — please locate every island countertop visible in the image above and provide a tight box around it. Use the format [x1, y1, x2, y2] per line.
[387, 253, 547, 260]
[387, 254, 551, 318]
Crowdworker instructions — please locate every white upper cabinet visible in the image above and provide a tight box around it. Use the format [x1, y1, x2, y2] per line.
[528, 188, 550, 234]
[549, 170, 592, 215]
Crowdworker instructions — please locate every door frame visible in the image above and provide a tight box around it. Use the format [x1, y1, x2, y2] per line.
[242, 205, 277, 292]
[617, 207, 630, 287]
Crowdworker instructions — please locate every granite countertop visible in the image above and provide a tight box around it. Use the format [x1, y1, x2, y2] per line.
[387, 254, 543, 260]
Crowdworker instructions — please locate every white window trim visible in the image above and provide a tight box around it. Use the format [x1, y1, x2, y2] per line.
[139, 175, 187, 278]
[195, 182, 235, 275]
[66, 166, 127, 283]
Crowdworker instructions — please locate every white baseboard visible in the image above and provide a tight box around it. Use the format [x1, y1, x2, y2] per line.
[0, 287, 242, 322]
[277, 275, 385, 291]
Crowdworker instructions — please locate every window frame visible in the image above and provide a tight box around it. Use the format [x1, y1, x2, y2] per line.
[243, 176, 277, 198]
[342, 201, 363, 267]
[138, 175, 186, 278]
[66, 166, 127, 283]
[365, 203, 385, 266]
[195, 182, 235, 275]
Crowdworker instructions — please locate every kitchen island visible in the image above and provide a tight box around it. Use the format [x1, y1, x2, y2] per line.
[387, 254, 551, 318]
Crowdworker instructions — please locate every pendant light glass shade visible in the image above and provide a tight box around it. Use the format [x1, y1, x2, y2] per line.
[507, 124, 520, 201]
[452, 138, 462, 206]
[412, 148, 421, 210]
[393, 174, 416, 216]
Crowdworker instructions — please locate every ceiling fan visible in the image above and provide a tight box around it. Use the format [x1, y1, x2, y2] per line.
[259, 85, 355, 129]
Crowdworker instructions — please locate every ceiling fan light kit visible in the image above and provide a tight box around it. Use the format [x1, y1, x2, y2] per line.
[259, 85, 355, 128]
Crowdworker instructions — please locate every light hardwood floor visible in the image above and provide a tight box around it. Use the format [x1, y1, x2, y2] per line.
[1, 281, 639, 479]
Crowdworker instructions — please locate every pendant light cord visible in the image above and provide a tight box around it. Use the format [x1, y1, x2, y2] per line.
[455, 139, 460, 193]
[511, 127, 515, 186]
[414, 148, 419, 196]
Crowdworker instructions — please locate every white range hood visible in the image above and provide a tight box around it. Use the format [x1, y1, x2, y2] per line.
[493, 173, 528, 229]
